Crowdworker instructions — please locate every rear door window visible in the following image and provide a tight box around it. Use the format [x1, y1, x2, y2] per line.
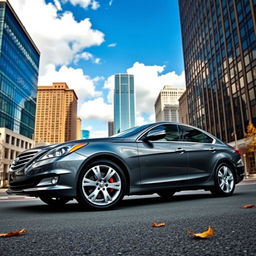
[179, 125, 213, 143]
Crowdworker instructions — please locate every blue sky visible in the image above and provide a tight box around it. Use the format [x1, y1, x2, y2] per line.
[62, 0, 184, 77]
[10, 0, 185, 137]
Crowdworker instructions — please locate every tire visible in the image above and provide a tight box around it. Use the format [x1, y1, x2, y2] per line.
[157, 190, 175, 199]
[210, 163, 235, 197]
[39, 196, 70, 206]
[76, 160, 127, 210]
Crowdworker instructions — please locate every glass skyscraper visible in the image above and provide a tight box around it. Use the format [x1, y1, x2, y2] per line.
[179, 0, 256, 143]
[82, 129, 90, 139]
[0, 0, 40, 139]
[114, 74, 135, 134]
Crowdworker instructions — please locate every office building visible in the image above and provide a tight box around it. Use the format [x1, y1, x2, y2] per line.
[35, 82, 78, 144]
[179, 0, 256, 175]
[155, 86, 185, 122]
[108, 121, 114, 137]
[76, 117, 81, 139]
[179, 90, 189, 124]
[0, 128, 34, 187]
[81, 130, 90, 139]
[0, 0, 40, 139]
[114, 74, 135, 133]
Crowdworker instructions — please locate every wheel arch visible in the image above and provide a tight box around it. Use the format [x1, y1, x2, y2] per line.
[76, 153, 131, 194]
[212, 158, 238, 183]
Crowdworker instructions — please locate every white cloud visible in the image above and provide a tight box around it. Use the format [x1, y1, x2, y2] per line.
[84, 125, 93, 131]
[9, 0, 104, 74]
[38, 64, 101, 100]
[103, 75, 115, 104]
[74, 51, 101, 64]
[103, 62, 185, 125]
[108, 43, 117, 47]
[83, 126, 108, 138]
[91, 0, 100, 10]
[136, 112, 146, 126]
[94, 57, 101, 64]
[53, 0, 62, 10]
[79, 98, 113, 121]
[61, 0, 100, 10]
[127, 62, 185, 117]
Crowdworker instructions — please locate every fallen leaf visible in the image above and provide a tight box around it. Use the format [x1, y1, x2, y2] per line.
[187, 226, 215, 239]
[242, 204, 255, 208]
[151, 222, 166, 227]
[0, 229, 27, 238]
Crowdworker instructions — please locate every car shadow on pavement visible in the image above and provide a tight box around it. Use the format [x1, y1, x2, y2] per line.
[119, 193, 214, 209]
[2, 192, 220, 213]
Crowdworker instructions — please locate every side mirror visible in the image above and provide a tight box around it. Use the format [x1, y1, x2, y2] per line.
[144, 129, 166, 141]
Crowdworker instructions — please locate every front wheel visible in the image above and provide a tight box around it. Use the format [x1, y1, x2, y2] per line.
[76, 160, 126, 210]
[39, 196, 70, 206]
[210, 163, 235, 197]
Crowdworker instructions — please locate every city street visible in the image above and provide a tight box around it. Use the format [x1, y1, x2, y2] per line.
[0, 184, 255, 256]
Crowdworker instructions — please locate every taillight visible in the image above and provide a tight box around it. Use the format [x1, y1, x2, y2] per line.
[233, 147, 242, 156]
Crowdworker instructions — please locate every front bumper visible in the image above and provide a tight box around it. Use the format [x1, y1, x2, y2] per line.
[8, 152, 86, 198]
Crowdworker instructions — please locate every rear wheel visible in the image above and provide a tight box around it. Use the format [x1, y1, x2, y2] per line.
[39, 196, 70, 206]
[210, 163, 235, 196]
[76, 160, 126, 210]
[157, 190, 175, 199]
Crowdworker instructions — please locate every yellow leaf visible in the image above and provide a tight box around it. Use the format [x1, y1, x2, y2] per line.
[151, 222, 166, 227]
[242, 204, 255, 208]
[187, 226, 215, 239]
[0, 229, 27, 238]
[245, 122, 256, 152]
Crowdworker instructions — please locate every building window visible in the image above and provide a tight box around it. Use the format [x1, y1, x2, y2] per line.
[5, 134, 10, 144]
[3, 165, 9, 180]
[4, 148, 9, 159]
[16, 138, 20, 147]
[10, 150, 14, 160]
[21, 140, 24, 148]
[247, 71, 253, 83]
[11, 136, 15, 145]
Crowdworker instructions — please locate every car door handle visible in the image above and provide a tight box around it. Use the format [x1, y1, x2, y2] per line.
[175, 148, 185, 154]
[208, 147, 216, 152]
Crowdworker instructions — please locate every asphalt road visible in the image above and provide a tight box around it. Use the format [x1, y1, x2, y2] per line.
[0, 184, 255, 256]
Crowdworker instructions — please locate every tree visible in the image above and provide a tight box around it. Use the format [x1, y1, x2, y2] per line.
[245, 122, 256, 152]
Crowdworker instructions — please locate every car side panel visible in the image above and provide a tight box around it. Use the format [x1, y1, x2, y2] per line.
[76, 141, 141, 188]
[185, 142, 217, 184]
[137, 141, 188, 187]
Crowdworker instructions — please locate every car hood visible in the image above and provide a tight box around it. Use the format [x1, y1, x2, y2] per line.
[34, 137, 126, 150]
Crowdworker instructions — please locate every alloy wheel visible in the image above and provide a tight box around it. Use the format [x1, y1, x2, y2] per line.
[81, 164, 122, 206]
[217, 165, 234, 193]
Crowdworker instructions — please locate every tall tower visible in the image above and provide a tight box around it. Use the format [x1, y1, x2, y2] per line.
[114, 74, 135, 134]
[76, 117, 81, 140]
[179, 0, 256, 175]
[0, 0, 40, 139]
[35, 82, 78, 144]
[108, 121, 114, 137]
[155, 86, 185, 122]
[179, 0, 256, 143]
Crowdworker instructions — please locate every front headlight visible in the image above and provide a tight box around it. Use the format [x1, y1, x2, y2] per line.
[40, 143, 87, 160]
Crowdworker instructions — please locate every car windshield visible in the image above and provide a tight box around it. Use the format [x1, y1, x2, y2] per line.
[111, 124, 150, 138]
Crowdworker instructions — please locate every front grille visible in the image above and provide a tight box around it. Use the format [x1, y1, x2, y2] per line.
[11, 149, 41, 171]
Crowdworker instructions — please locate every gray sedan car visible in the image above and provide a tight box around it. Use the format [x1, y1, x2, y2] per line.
[8, 122, 245, 210]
